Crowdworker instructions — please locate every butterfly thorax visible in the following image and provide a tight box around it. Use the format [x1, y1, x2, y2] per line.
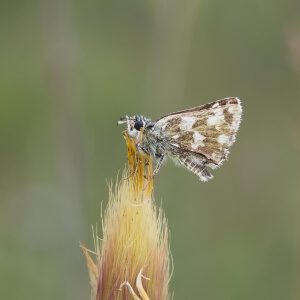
[141, 127, 166, 159]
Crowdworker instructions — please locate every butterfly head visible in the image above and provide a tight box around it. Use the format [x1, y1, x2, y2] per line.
[117, 115, 154, 139]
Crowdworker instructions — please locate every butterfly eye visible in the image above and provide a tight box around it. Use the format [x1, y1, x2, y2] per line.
[134, 120, 144, 131]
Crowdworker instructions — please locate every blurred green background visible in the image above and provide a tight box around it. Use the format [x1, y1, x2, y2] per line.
[1, 0, 300, 299]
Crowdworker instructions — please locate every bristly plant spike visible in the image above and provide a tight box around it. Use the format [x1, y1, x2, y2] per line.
[81, 131, 171, 300]
[117, 97, 242, 182]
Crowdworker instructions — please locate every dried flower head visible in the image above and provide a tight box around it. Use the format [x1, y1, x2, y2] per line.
[82, 131, 171, 300]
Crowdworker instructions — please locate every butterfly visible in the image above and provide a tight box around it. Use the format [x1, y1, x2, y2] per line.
[117, 97, 242, 181]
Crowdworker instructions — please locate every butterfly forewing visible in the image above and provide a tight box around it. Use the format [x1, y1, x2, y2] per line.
[154, 97, 242, 166]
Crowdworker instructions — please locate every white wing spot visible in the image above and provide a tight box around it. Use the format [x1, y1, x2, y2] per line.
[228, 105, 238, 114]
[191, 132, 206, 149]
[179, 117, 196, 130]
[207, 114, 225, 127]
[218, 134, 230, 145]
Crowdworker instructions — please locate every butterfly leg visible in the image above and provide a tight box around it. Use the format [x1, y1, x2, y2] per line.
[143, 153, 165, 190]
[152, 153, 165, 178]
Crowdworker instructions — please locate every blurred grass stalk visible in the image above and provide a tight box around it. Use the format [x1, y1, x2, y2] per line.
[285, 23, 300, 300]
[81, 131, 171, 300]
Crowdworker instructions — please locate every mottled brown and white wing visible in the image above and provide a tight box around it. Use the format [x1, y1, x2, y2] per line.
[154, 97, 242, 168]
